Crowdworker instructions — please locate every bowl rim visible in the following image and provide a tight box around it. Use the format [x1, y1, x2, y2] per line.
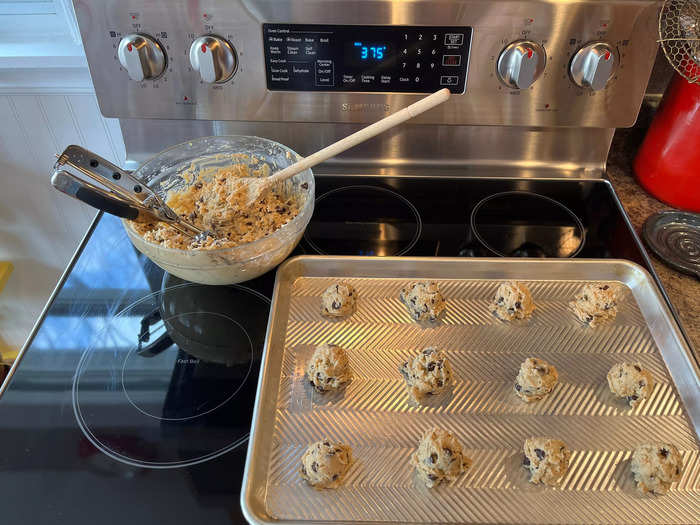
[125, 135, 315, 256]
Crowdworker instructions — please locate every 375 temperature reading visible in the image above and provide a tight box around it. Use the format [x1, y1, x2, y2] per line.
[354, 42, 387, 60]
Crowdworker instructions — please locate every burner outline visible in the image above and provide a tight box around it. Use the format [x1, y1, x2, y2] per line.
[72, 282, 269, 469]
[304, 184, 422, 256]
[470, 190, 586, 258]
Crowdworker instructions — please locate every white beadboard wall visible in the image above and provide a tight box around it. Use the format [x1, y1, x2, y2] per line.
[0, 88, 126, 359]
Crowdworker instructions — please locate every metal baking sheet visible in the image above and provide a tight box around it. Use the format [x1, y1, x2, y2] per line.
[242, 257, 700, 525]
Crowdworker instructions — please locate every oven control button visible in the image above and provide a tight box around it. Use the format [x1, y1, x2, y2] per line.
[189, 35, 237, 83]
[496, 40, 546, 89]
[117, 34, 166, 81]
[569, 42, 616, 91]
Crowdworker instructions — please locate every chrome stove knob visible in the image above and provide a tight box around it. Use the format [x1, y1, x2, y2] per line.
[117, 33, 166, 81]
[497, 40, 546, 89]
[189, 35, 237, 83]
[569, 42, 616, 91]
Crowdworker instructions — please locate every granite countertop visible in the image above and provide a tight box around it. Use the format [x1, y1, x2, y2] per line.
[607, 127, 699, 359]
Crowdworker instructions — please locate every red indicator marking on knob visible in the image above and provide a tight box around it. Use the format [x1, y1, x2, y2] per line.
[201, 44, 207, 53]
[527, 48, 533, 58]
[127, 43, 133, 52]
[604, 51, 611, 60]
[184, 96, 188, 101]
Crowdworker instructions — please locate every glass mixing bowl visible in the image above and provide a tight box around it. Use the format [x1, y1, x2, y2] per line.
[123, 135, 314, 285]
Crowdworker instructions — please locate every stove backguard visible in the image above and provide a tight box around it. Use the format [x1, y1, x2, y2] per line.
[74, 0, 660, 174]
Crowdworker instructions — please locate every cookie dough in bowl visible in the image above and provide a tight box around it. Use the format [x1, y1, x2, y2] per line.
[514, 358, 559, 402]
[570, 283, 620, 327]
[412, 428, 471, 488]
[123, 135, 315, 285]
[607, 362, 654, 407]
[491, 281, 535, 321]
[321, 281, 357, 318]
[399, 281, 446, 322]
[300, 440, 353, 489]
[306, 343, 353, 393]
[523, 437, 571, 485]
[399, 347, 452, 403]
[631, 443, 683, 494]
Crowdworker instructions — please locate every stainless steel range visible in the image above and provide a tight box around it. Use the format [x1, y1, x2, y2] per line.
[74, 0, 659, 172]
[1, 2, 686, 525]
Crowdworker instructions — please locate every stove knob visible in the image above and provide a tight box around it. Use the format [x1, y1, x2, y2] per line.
[117, 33, 166, 81]
[497, 40, 546, 89]
[189, 35, 237, 83]
[569, 42, 616, 91]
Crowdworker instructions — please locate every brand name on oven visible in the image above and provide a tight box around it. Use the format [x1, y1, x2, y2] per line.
[341, 103, 390, 112]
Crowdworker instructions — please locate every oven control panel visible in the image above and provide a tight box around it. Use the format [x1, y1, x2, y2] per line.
[73, 0, 660, 127]
[263, 24, 471, 94]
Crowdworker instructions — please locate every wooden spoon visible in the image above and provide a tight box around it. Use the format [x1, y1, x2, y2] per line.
[242, 88, 451, 206]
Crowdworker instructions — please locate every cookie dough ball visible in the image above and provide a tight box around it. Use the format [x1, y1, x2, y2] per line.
[306, 343, 352, 393]
[412, 428, 470, 488]
[491, 281, 535, 321]
[607, 362, 654, 407]
[300, 440, 353, 489]
[514, 358, 559, 402]
[570, 283, 619, 327]
[321, 281, 357, 318]
[631, 443, 683, 495]
[523, 437, 571, 485]
[399, 281, 446, 322]
[399, 347, 452, 403]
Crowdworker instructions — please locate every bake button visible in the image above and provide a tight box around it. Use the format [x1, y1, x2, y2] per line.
[360, 74, 376, 84]
[442, 54, 462, 66]
[440, 75, 459, 86]
[380, 74, 392, 85]
[444, 33, 464, 46]
[341, 73, 358, 85]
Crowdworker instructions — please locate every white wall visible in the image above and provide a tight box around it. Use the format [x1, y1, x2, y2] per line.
[0, 82, 126, 360]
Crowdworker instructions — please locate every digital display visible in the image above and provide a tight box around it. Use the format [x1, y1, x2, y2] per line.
[345, 41, 393, 65]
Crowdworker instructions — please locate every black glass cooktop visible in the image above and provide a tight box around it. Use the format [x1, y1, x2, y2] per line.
[0, 176, 652, 524]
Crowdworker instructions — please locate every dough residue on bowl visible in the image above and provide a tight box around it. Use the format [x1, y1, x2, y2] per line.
[132, 162, 301, 250]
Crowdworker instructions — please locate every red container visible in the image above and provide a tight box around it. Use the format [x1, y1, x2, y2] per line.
[634, 71, 700, 212]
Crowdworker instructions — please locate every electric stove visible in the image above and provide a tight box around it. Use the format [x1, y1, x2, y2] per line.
[0, 0, 671, 522]
[0, 175, 661, 524]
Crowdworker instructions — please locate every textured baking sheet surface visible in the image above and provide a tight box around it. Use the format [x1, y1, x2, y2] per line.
[262, 273, 700, 524]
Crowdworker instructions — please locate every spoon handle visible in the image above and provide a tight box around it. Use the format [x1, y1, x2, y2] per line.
[266, 88, 451, 185]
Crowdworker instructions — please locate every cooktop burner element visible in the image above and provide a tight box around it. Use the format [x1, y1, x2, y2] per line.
[304, 185, 422, 256]
[470, 191, 586, 258]
[72, 281, 269, 469]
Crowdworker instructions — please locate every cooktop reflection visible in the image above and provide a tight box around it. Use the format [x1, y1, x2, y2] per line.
[0, 175, 653, 525]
